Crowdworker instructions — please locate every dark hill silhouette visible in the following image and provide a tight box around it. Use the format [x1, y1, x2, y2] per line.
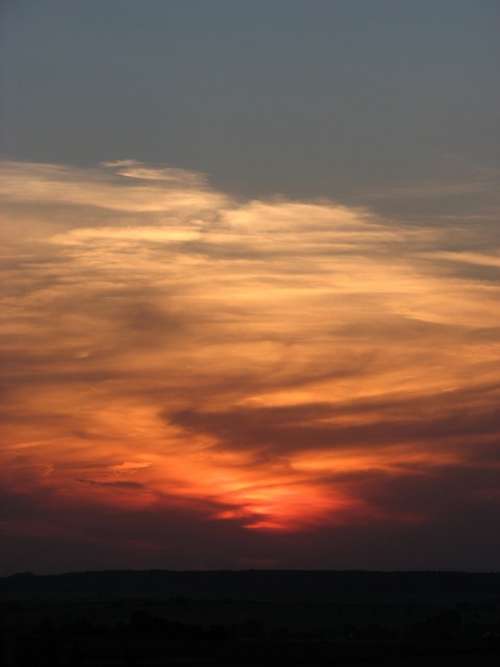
[2, 569, 500, 602]
[2, 571, 499, 665]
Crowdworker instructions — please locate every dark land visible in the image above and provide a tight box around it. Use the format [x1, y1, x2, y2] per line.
[1, 570, 500, 666]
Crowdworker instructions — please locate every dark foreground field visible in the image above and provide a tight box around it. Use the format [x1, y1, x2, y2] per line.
[1, 571, 500, 666]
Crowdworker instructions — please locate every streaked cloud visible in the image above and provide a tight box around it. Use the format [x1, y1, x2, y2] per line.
[1, 159, 499, 566]
[0, 159, 227, 213]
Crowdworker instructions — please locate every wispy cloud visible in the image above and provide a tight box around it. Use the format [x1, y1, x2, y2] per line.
[0, 159, 227, 213]
[1, 159, 499, 565]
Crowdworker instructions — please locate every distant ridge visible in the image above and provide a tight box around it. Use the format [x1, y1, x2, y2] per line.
[2, 570, 500, 602]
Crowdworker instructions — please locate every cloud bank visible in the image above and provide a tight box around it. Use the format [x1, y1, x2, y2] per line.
[1, 159, 499, 571]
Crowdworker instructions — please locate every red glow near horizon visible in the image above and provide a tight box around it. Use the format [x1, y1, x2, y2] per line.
[1, 159, 500, 554]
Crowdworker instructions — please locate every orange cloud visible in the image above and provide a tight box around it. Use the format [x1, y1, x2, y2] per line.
[1, 159, 500, 550]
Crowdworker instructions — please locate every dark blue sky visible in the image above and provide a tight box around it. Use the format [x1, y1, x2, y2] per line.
[1, 0, 499, 201]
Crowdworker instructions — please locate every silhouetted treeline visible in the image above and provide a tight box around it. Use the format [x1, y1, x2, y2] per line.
[1, 606, 499, 666]
[1, 571, 500, 665]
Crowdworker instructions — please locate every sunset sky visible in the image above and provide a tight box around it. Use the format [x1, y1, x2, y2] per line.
[1, 1, 500, 574]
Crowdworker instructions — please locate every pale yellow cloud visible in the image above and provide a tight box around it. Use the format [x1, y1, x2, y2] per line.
[1, 159, 500, 533]
[425, 250, 500, 268]
[0, 160, 228, 213]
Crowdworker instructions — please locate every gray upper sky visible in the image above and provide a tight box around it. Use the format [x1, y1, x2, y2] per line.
[1, 1, 499, 203]
[2, 1, 500, 573]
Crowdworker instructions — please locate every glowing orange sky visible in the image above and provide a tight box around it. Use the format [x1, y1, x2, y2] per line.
[1, 159, 500, 569]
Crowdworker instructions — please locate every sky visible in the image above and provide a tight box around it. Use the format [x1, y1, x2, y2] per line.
[1, 1, 500, 574]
